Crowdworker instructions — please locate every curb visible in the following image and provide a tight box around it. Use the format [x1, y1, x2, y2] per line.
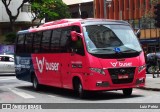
[137, 87, 160, 91]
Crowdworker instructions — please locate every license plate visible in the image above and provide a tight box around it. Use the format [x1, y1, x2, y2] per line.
[118, 74, 129, 79]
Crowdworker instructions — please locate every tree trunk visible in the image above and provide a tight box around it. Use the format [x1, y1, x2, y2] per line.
[11, 22, 16, 33]
[9, 17, 16, 32]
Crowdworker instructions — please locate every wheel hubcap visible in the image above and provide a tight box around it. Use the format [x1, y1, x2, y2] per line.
[34, 78, 37, 88]
[78, 84, 82, 94]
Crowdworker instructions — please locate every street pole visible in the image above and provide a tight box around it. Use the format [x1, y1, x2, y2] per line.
[119, 0, 122, 20]
[104, 0, 107, 18]
[103, 0, 112, 19]
[79, 4, 81, 18]
[158, 28, 160, 52]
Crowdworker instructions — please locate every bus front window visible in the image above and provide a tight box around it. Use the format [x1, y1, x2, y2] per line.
[83, 25, 142, 55]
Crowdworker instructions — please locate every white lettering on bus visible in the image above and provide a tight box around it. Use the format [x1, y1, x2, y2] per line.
[110, 62, 118, 67]
[36, 57, 45, 73]
[36, 57, 59, 73]
[46, 62, 59, 71]
[110, 62, 132, 67]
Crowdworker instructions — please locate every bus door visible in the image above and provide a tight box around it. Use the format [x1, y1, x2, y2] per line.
[60, 28, 86, 89]
[59, 28, 73, 89]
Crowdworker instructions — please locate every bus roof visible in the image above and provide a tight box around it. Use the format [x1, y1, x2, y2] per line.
[17, 18, 129, 35]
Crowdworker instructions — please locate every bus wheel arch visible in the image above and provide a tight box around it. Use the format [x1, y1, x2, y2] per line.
[72, 76, 86, 98]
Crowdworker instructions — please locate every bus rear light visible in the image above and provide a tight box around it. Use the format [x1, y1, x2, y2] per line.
[89, 68, 105, 75]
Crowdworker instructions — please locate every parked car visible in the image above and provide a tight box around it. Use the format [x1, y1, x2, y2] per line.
[146, 52, 160, 74]
[0, 54, 15, 75]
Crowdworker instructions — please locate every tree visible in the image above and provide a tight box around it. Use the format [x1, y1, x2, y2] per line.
[2, 0, 70, 44]
[31, 0, 70, 24]
[141, 0, 160, 28]
[48, 0, 71, 21]
[1, 0, 31, 32]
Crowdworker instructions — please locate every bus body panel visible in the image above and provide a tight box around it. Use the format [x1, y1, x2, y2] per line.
[15, 54, 33, 82]
[81, 52, 146, 91]
[15, 18, 146, 94]
[31, 53, 88, 89]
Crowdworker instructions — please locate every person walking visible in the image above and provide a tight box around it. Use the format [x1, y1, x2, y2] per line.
[150, 53, 159, 78]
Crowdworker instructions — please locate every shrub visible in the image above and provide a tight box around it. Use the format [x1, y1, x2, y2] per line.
[5, 32, 16, 44]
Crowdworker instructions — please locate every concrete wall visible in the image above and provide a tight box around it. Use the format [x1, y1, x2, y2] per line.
[63, 0, 93, 5]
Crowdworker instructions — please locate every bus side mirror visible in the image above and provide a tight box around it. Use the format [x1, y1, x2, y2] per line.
[71, 31, 78, 41]
[136, 29, 141, 39]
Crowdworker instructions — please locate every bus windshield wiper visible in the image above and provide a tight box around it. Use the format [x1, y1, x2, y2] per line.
[121, 49, 139, 53]
[91, 48, 114, 51]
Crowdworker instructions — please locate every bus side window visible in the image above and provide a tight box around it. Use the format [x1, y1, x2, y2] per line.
[72, 26, 81, 33]
[50, 29, 61, 53]
[71, 36, 85, 56]
[33, 32, 43, 53]
[41, 30, 52, 53]
[69, 26, 84, 55]
[25, 33, 33, 53]
[60, 27, 72, 53]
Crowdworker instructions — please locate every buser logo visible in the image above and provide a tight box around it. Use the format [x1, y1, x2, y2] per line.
[36, 57, 59, 73]
[36, 57, 45, 73]
[110, 62, 132, 67]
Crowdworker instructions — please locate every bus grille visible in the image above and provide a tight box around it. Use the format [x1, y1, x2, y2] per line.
[108, 67, 136, 84]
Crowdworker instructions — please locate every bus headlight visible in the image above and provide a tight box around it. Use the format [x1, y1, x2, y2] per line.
[138, 65, 146, 73]
[90, 68, 105, 75]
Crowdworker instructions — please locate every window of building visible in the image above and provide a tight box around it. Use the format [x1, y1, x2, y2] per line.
[71, 12, 79, 18]
[21, 4, 31, 12]
[81, 11, 88, 19]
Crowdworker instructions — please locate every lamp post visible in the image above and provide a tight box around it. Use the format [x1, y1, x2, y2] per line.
[104, 0, 112, 18]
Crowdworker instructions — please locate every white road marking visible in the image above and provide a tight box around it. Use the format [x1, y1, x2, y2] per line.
[47, 95, 57, 98]
[0, 77, 16, 81]
[8, 88, 35, 99]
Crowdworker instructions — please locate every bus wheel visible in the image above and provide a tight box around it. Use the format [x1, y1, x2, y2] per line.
[33, 75, 40, 91]
[74, 80, 86, 98]
[122, 88, 132, 96]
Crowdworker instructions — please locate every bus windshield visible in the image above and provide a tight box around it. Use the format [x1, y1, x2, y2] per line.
[83, 24, 142, 54]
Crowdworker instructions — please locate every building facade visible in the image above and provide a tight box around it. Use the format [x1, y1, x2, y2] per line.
[0, 0, 33, 37]
[94, 0, 160, 53]
[63, 0, 94, 18]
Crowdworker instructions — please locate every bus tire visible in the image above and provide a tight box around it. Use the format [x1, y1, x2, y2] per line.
[122, 88, 132, 96]
[73, 79, 86, 98]
[32, 75, 41, 91]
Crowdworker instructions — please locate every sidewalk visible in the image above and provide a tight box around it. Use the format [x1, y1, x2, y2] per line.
[138, 74, 160, 91]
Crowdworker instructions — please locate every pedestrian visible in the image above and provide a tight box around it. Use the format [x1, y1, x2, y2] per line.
[150, 53, 159, 78]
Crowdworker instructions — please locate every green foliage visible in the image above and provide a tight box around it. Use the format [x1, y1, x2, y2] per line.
[50, 0, 71, 20]
[4, 32, 16, 44]
[31, 0, 71, 22]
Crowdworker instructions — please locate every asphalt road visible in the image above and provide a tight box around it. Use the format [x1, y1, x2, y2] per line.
[0, 75, 159, 112]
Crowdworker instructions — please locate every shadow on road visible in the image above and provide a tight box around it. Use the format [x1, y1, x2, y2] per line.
[16, 85, 144, 101]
